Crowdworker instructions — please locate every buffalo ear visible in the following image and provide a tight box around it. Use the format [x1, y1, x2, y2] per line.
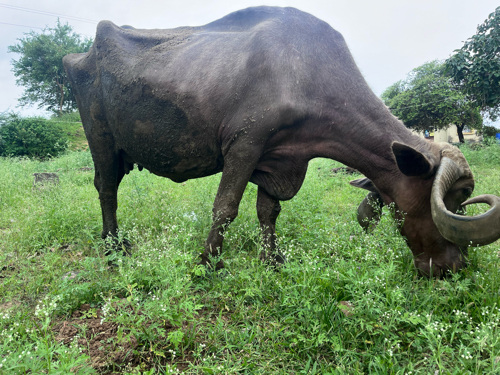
[350, 177, 378, 193]
[392, 141, 436, 178]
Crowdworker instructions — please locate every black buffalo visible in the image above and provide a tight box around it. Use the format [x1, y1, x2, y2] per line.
[64, 6, 500, 276]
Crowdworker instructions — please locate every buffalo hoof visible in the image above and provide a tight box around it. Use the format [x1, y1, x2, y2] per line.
[104, 238, 132, 257]
[198, 256, 225, 271]
[260, 250, 286, 268]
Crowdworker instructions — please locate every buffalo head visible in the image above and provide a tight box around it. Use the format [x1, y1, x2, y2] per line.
[351, 141, 500, 277]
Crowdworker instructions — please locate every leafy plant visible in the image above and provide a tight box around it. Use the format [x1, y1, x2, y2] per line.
[0, 113, 68, 158]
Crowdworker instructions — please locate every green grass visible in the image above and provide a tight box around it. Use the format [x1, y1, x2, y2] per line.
[0, 143, 500, 374]
[48, 112, 88, 151]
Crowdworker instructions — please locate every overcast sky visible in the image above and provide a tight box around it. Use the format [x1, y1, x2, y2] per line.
[1, 0, 499, 124]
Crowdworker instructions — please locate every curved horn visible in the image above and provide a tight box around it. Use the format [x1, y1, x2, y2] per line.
[431, 157, 500, 246]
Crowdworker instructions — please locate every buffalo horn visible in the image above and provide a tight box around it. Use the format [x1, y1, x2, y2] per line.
[431, 157, 500, 246]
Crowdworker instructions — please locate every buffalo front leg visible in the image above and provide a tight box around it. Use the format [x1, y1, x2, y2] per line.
[200, 150, 258, 270]
[257, 186, 285, 265]
[93, 155, 127, 252]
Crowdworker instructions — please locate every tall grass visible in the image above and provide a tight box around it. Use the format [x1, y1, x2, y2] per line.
[0, 144, 499, 374]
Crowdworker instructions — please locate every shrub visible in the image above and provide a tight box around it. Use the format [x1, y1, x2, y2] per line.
[0, 113, 67, 158]
[481, 125, 499, 138]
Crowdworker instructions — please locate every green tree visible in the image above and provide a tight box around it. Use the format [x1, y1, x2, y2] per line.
[445, 7, 500, 120]
[381, 61, 482, 143]
[8, 21, 93, 114]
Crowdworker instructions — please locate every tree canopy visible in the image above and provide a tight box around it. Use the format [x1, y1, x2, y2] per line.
[8, 21, 93, 114]
[445, 7, 500, 120]
[381, 61, 482, 142]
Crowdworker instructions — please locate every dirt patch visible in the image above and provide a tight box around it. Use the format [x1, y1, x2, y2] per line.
[0, 300, 21, 311]
[331, 167, 359, 175]
[53, 303, 196, 374]
[338, 301, 354, 317]
[54, 304, 138, 372]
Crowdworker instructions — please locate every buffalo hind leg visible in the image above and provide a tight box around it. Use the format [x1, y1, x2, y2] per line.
[200, 148, 259, 270]
[257, 186, 285, 265]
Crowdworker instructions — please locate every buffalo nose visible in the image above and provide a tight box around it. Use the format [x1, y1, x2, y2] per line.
[415, 258, 466, 278]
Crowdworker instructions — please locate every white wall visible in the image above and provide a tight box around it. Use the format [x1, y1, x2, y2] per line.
[413, 125, 482, 143]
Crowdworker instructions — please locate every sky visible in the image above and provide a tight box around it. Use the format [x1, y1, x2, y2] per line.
[1, 0, 499, 125]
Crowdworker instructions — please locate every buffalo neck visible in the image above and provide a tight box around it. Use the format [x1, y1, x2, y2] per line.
[309, 97, 435, 200]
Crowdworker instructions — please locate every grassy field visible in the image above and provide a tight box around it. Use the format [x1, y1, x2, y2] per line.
[1, 142, 500, 374]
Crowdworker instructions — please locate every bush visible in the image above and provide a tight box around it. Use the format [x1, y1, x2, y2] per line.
[0, 113, 68, 158]
[481, 125, 499, 138]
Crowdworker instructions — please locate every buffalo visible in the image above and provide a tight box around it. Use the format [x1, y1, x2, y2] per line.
[63, 6, 500, 277]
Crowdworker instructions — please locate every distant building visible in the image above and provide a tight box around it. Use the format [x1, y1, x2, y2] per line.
[414, 125, 482, 144]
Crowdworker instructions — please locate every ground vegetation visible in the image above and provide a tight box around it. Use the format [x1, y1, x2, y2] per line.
[0, 143, 499, 373]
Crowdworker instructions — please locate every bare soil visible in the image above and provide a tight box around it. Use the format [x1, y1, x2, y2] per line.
[53, 304, 195, 374]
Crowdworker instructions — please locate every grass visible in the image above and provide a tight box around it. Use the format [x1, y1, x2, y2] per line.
[48, 112, 89, 151]
[0, 142, 499, 374]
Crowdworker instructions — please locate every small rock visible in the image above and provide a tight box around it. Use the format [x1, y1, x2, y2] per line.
[33, 172, 59, 189]
[62, 271, 80, 281]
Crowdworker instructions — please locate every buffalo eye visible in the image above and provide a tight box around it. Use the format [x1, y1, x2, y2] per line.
[463, 188, 472, 198]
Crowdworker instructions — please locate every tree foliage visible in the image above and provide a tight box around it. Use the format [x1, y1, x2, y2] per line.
[445, 7, 500, 119]
[8, 21, 92, 114]
[381, 61, 482, 141]
[0, 113, 68, 158]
